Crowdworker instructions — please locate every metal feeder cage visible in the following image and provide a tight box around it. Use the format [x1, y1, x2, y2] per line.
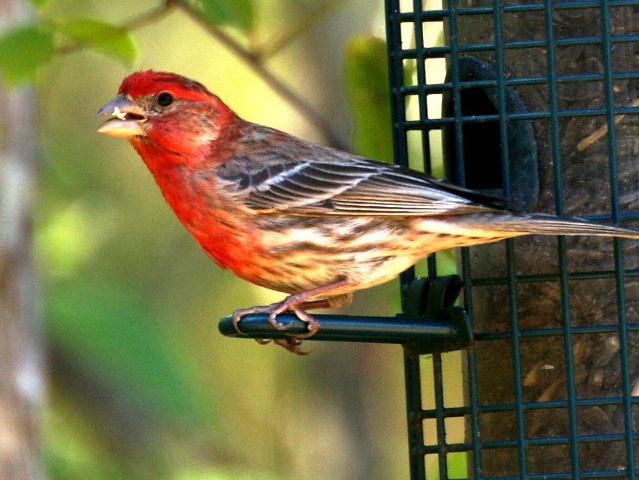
[221, 0, 639, 477]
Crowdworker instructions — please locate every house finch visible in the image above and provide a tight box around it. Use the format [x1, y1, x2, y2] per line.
[97, 70, 639, 353]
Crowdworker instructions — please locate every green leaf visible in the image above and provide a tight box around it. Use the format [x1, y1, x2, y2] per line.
[0, 25, 54, 86]
[187, 0, 254, 32]
[57, 19, 137, 66]
[343, 36, 394, 163]
[30, 0, 51, 7]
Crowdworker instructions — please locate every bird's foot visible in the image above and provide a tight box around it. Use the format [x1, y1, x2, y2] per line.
[253, 337, 312, 355]
[232, 304, 280, 334]
[231, 278, 350, 354]
[273, 338, 312, 355]
[231, 300, 317, 355]
[231, 297, 319, 339]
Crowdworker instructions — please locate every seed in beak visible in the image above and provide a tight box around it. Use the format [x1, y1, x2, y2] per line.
[113, 106, 128, 120]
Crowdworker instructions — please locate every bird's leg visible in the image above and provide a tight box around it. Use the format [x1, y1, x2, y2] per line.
[232, 278, 351, 340]
[248, 293, 353, 355]
[297, 293, 353, 311]
[271, 291, 353, 339]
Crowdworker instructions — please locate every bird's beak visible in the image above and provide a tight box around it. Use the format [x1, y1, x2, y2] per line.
[97, 94, 147, 138]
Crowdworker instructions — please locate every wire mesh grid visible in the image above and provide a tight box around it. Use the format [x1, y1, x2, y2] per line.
[385, 0, 639, 477]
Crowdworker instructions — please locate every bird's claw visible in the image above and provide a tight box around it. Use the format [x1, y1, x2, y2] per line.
[229, 278, 348, 353]
[231, 299, 320, 353]
[267, 311, 292, 331]
[274, 337, 313, 355]
[252, 337, 311, 354]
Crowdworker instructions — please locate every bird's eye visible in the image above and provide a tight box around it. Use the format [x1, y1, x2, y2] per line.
[156, 92, 174, 107]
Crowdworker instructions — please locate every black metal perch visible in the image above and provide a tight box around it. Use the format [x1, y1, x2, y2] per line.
[219, 275, 473, 355]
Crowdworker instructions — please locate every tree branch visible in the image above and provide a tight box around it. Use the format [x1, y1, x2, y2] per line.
[174, 0, 347, 150]
[124, 2, 175, 30]
[54, 0, 347, 149]
[55, 2, 174, 55]
[255, 0, 348, 60]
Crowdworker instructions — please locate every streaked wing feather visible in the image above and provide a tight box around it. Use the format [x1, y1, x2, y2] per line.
[216, 132, 506, 216]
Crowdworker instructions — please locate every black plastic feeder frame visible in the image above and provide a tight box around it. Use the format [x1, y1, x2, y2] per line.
[221, 0, 639, 477]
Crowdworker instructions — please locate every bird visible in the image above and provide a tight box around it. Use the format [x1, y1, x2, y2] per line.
[97, 70, 639, 353]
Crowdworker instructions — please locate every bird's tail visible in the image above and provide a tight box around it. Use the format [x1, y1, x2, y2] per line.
[470, 213, 639, 239]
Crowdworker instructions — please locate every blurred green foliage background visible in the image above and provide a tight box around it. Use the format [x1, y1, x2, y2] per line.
[1, 0, 462, 478]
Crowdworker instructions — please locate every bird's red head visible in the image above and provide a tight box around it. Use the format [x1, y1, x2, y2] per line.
[117, 70, 213, 104]
[98, 70, 238, 165]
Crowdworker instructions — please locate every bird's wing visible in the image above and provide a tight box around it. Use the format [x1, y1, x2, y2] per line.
[215, 138, 506, 217]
